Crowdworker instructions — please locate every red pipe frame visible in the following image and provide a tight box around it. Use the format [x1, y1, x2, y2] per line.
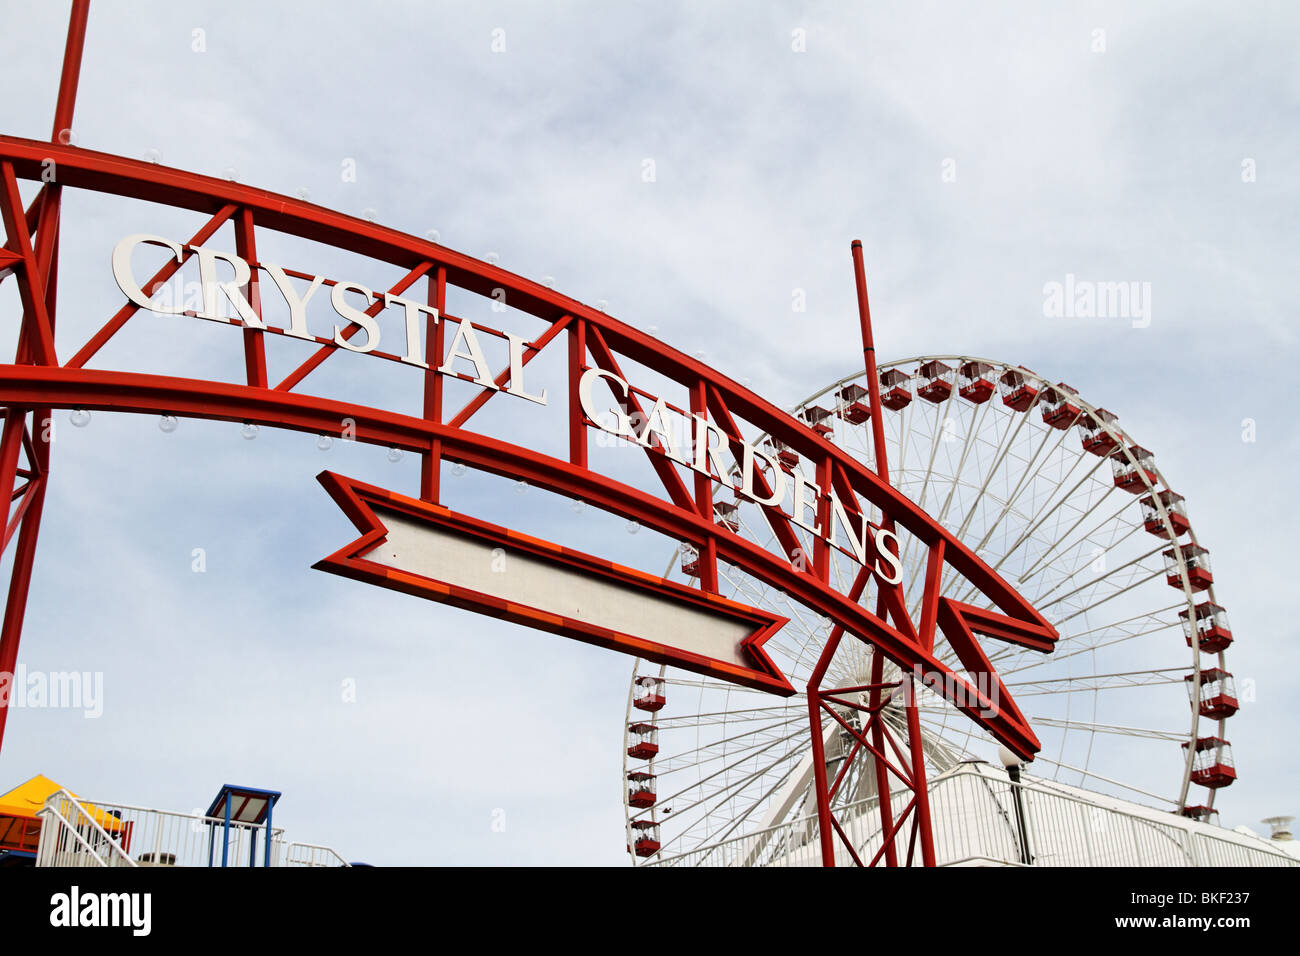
[0, 3, 1058, 866]
[805, 243, 940, 865]
[0, 0, 88, 753]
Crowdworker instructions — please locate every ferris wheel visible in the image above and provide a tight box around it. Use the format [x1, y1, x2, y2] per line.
[622, 356, 1238, 864]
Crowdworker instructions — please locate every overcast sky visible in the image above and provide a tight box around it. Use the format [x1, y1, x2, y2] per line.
[1, 1, 1297, 865]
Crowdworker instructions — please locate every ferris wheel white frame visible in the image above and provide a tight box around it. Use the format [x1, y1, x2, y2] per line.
[622, 355, 1235, 864]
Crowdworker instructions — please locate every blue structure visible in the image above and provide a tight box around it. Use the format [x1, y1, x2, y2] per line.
[205, 784, 281, 867]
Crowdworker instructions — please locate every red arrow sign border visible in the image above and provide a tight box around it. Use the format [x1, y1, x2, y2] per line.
[314, 471, 795, 696]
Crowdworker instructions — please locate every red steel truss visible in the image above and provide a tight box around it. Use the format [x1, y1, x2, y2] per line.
[0, 3, 1058, 865]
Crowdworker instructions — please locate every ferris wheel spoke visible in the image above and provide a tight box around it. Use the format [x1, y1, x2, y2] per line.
[933, 396, 995, 527]
[652, 704, 802, 730]
[914, 713, 979, 760]
[995, 452, 1110, 573]
[1028, 716, 1186, 743]
[965, 421, 1074, 564]
[893, 387, 915, 478]
[650, 716, 799, 771]
[1042, 565, 1164, 624]
[1004, 668, 1184, 696]
[995, 618, 1179, 674]
[1018, 754, 1177, 806]
[897, 390, 960, 547]
[659, 675, 763, 693]
[1012, 491, 1133, 590]
[952, 388, 1044, 541]
[1027, 536, 1162, 615]
[1050, 604, 1183, 642]
[827, 645, 879, 689]
[690, 738, 819, 855]
[649, 724, 808, 833]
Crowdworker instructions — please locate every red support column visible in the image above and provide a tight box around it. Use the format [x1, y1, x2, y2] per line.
[568, 318, 587, 469]
[904, 673, 937, 866]
[0, 0, 90, 756]
[866, 644, 899, 866]
[804, 241, 937, 866]
[51, 1, 91, 143]
[689, 378, 718, 593]
[420, 267, 447, 502]
[0, 410, 50, 753]
[234, 208, 268, 389]
[806, 628, 844, 866]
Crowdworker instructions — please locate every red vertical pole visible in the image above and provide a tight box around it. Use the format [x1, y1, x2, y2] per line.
[866, 636, 898, 866]
[0, 412, 25, 525]
[850, 240, 889, 485]
[0, 0, 90, 757]
[851, 238, 935, 866]
[0, 422, 49, 750]
[51, 1, 91, 142]
[812, 455, 831, 582]
[234, 208, 268, 389]
[806, 629, 844, 866]
[688, 379, 718, 593]
[806, 241, 938, 866]
[904, 674, 937, 866]
[568, 318, 587, 470]
[420, 267, 447, 501]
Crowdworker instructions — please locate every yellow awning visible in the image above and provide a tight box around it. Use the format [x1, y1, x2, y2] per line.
[0, 774, 126, 831]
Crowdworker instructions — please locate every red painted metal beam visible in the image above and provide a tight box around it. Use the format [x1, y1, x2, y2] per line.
[0, 364, 1050, 753]
[0, 136, 1055, 634]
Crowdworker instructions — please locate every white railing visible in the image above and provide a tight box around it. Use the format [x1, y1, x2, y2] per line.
[282, 842, 352, 867]
[647, 765, 1300, 868]
[36, 791, 349, 867]
[36, 790, 137, 868]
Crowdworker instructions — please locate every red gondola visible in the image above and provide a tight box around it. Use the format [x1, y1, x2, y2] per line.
[1111, 445, 1157, 494]
[713, 500, 739, 532]
[627, 771, 657, 808]
[998, 367, 1039, 412]
[837, 383, 871, 424]
[957, 361, 997, 404]
[632, 675, 666, 713]
[1140, 490, 1189, 539]
[1184, 669, 1239, 719]
[1078, 408, 1119, 456]
[916, 360, 955, 404]
[766, 438, 799, 471]
[1040, 383, 1082, 429]
[627, 722, 660, 760]
[802, 405, 834, 439]
[1165, 545, 1213, 592]
[880, 368, 913, 411]
[1180, 601, 1231, 652]
[1183, 736, 1235, 789]
[630, 819, 661, 857]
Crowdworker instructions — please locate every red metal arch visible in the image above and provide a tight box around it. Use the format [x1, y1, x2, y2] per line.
[0, 135, 1051, 622]
[0, 136, 1056, 735]
[0, 3, 1056, 866]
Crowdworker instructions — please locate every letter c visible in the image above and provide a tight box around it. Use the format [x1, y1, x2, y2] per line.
[111, 234, 185, 314]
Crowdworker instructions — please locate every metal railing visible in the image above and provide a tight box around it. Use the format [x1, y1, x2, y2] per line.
[36, 791, 349, 867]
[36, 790, 137, 868]
[282, 842, 352, 867]
[648, 765, 1300, 868]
